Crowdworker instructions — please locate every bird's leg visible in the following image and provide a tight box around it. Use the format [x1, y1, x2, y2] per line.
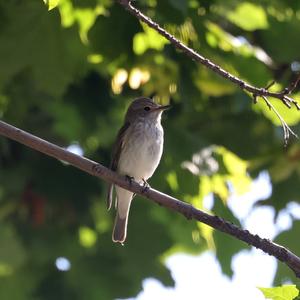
[125, 175, 136, 198]
[125, 175, 135, 185]
[141, 178, 150, 193]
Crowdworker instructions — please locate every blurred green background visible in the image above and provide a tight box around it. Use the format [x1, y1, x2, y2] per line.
[0, 0, 300, 299]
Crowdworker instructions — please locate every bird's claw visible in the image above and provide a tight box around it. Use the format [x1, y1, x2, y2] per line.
[142, 179, 150, 193]
[125, 175, 135, 185]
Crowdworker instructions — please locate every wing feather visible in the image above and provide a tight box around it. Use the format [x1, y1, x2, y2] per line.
[107, 122, 130, 210]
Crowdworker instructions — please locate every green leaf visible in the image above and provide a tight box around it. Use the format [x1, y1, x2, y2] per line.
[89, 4, 140, 60]
[258, 14, 300, 63]
[58, 0, 105, 44]
[133, 24, 169, 55]
[43, 0, 60, 11]
[0, 225, 26, 270]
[79, 226, 98, 248]
[0, 1, 87, 96]
[258, 285, 299, 300]
[193, 66, 237, 96]
[254, 93, 300, 126]
[226, 2, 269, 31]
[2, 0, 300, 298]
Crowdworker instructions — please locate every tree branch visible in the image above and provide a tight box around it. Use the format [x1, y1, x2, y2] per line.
[1, 119, 300, 277]
[118, 0, 300, 144]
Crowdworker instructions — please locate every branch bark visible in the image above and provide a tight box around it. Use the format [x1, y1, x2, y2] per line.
[118, 0, 300, 145]
[1, 119, 300, 278]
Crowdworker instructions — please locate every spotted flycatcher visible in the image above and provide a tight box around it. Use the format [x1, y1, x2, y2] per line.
[107, 97, 170, 244]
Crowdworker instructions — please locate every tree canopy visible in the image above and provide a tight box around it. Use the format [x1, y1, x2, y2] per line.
[0, 0, 300, 299]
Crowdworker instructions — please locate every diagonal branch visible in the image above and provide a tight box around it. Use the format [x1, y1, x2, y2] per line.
[1, 119, 300, 278]
[118, 0, 300, 144]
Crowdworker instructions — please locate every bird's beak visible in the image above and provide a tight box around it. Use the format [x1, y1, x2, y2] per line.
[155, 104, 171, 111]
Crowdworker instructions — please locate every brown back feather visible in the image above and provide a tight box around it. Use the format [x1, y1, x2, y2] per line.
[106, 122, 130, 210]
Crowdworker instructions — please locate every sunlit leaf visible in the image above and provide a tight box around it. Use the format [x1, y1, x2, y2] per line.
[43, 0, 60, 11]
[219, 147, 248, 175]
[75, 7, 102, 44]
[229, 175, 251, 195]
[258, 285, 299, 300]
[133, 24, 169, 55]
[58, 0, 75, 27]
[254, 93, 300, 126]
[87, 53, 104, 64]
[198, 222, 215, 250]
[58, 0, 105, 43]
[198, 176, 212, 200]
[79, 226, 98, 248]
[217, 147, 251, 195]
[211, 174, 229, 201]
[166, 171, 179, 191]
[226, 2, 269, 31]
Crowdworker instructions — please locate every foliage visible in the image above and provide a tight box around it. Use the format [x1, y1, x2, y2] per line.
[43, 0, 60, 11]
[258, 285, 299, 300]
[0, 0, 300, 298]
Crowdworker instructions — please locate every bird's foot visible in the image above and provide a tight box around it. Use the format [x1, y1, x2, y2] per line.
[142, 178, 150, 193]
[125, 175, 136, 197]
[125, 175, 135, 185]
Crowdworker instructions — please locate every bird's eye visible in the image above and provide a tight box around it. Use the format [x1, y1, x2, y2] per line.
[144, 106, 151, 111]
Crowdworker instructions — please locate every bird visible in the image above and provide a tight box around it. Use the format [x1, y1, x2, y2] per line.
[107, 97, 170, 244]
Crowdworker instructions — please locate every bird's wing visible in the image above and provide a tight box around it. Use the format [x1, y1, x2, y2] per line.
[107, 122, 131, 210]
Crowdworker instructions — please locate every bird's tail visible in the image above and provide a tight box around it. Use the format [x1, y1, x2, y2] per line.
[112, 187, 133, 244]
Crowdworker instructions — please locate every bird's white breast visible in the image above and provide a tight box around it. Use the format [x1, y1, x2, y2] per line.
[118, 120, 164, 182]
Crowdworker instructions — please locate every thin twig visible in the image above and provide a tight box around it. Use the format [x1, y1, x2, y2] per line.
[284, 95, 300, 110]
[265, 80, 276, 90]
[261, 95, 298, 146]
[118, 0, 300, 143]
[0, 119, 300, 278]
[118, 0, 300, 105]
[284, 75, 300, 96]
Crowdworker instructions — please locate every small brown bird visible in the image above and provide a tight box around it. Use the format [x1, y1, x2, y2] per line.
[107, 97, 170, 244]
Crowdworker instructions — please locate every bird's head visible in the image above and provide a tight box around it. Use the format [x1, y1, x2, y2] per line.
[125, 97, 171, 123]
